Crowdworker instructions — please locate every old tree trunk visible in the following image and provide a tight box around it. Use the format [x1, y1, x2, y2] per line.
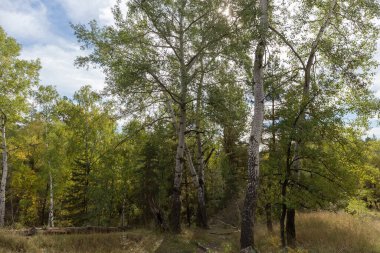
[240, 0, 269, 251]
[0, 113, 8, 226]
[195, 64, 207, 228]
[170, 10, 188, 232]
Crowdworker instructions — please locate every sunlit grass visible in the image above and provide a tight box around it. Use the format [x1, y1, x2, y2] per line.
[0, 211, 379, 252]
[255, 211, 380, 253]
[296, 211, 380, 253]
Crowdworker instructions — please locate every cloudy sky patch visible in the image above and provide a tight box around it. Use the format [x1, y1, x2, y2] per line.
[0, 0, 113, 97]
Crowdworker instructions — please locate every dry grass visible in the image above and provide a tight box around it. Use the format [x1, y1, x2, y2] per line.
[295, 211, 380, 253]
[254, 211, 380, 253]
[0, 211, 379, 253]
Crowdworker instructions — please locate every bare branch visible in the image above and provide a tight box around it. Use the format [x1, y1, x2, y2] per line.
[269, 25, 306, 69]
[147, 71, 181, 105]
[183, 12, 208, 33]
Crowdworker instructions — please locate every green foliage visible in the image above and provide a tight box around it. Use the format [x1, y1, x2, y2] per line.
[0, 27, 40, 122]
[59, 86, 118, 225]
[0, 1, 380, 245]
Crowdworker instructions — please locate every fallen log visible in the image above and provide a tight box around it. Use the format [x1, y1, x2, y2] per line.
[209, 231, 235, 235]
[21, 226, 131, 236]
[44, 226, 130, 235]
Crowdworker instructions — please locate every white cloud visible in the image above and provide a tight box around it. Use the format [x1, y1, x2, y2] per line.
[58, 0, 117, 24]
[0, 0, 107, 97]
[99, 4, 116, 26]
[21, 42, 106, 97]
[0, 0, 51, 41]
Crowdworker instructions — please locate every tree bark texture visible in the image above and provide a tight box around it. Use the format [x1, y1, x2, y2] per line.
[195, 66, 208, 228]
[286, 208, 296, 248]
[186, 148, 207, 228]
[170, 9, 187, 232]
[48, 170, 54, 227]
[170, 105, 186, 232]
[280, 203, 287, 248]
[0, 118, 8, 227]
[240, 0, 268, 251]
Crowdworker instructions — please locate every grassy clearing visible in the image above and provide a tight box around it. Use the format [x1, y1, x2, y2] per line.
[254, 211, 380, 253]
[295, 212, 380, 253]
[0, 211, 379, 253]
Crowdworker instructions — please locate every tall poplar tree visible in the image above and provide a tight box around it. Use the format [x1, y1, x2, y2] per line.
[0, 27, 40, 226]
[240, 0, 269, 251]
[34, 85, 60, 227]
[73, 0, 233, 232]
[268, 0, 380, 247]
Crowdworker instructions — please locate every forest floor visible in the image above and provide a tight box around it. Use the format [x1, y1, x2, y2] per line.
[0, 211, 379, 253]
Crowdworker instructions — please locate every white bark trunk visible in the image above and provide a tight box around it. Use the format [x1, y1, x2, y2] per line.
[186, 148, 207, 227]
[0, 119, 8, 227]
[240, 0, 268, 250]
[48, 170, 54, 227]
[195, 66, 207, 228]
[171, 105, 186, 229]
[170, 7, 187, 231]
[185, 148, 206, 213]
[167, 96, 208, 227]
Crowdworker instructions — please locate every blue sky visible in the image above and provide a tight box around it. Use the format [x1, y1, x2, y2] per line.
[1, 0, 380, 136]
[0, 0, 117, 97]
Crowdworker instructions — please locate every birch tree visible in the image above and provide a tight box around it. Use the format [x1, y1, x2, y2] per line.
[240, 0, 269, 251]
[271, 1, 339, 245]
[268, 0, 379, 247]
[73, 0, 232, 232]
[0, 27, 40, 226]
[34, 85, 60, 227]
